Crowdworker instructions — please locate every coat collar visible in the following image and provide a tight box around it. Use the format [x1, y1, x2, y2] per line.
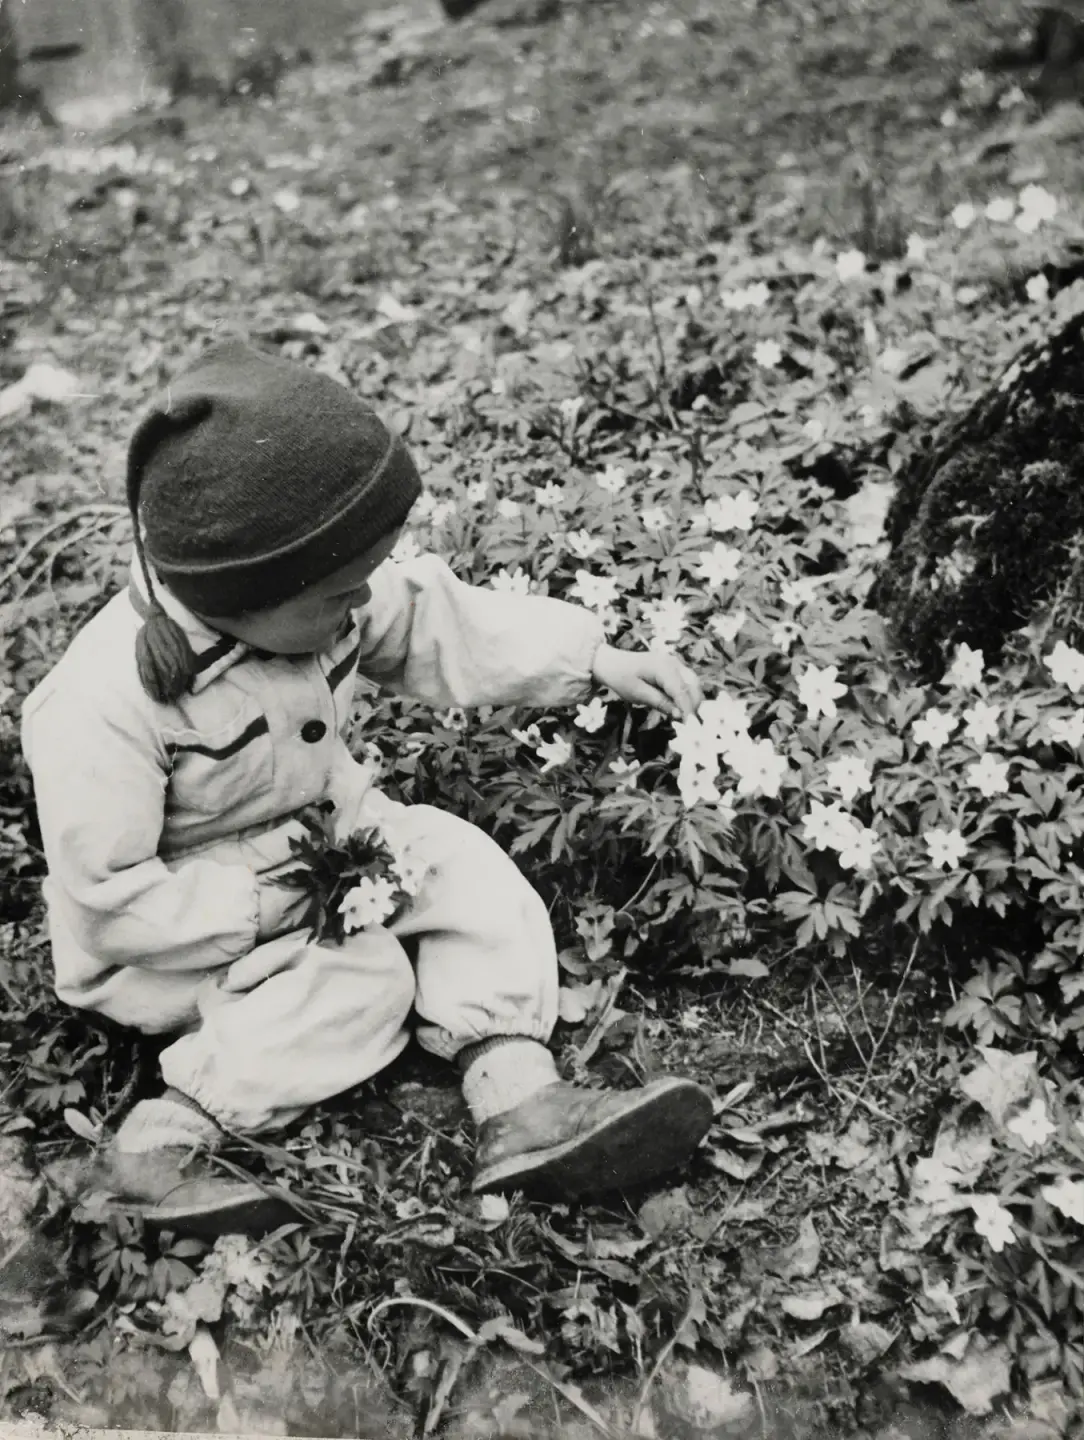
[125, 551, 357, 697]
[126, 553, 251, 695]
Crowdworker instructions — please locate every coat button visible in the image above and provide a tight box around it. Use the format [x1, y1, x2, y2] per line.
[301, 719, 327, 743]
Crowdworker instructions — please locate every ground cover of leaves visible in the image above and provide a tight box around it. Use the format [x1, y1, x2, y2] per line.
[2, 0, 1084, 1436]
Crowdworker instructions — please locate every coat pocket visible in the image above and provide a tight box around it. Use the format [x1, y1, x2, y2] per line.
[165, 705, 275, 818]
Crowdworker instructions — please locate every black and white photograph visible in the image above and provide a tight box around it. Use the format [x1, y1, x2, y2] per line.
[1, 0, 1084, 1435]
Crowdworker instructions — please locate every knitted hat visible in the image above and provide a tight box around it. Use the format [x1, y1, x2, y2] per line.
[127, 340, 423, 704]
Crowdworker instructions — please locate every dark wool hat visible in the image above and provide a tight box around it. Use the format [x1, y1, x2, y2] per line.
[129, 340, 422, 617]
[127, 341, 423, 703]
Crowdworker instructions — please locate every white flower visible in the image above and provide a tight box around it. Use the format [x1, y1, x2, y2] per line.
[803, 417, 826, 444]
[574, 697, 608, 733]
[963, 700, 1000, 749]
[535, 482, 564, 509]
[466, 480, 488, 504]
[1006, 1097, 1055, 1150]
[905, 234, 928, 263]
[497, 498, 522, 520]
[985, 196, 1015, 223]
[823, 755, 873, 804]
[780, 577, 823, 609]
[700, 692, 751, 748]
[802, 799, 855, 852]
[837, 822, 881, 873]
[957, 286, 982, 306]
[912, 709, 960, 751]
[951, 202, 976, 230]
[709, 610, 747, 644]
[570, 570, 621, 611]
[925, 826, 968, 871]
[670, 715, 721, 767]
[971, 1194, 1016, 1253]
[641, 506, 671, 533]
[643, 597, 688, 646]
[491, 567, 531, 594]
[1049, 710, 1084, 748]
[1041, 1175, 1084, 1223]
[703, 490, 757, 533]
[341, 876, 399, 932]
[1017, 184, 1057, 230]
[566, 528, 605, 559]
[772, 621, 801, 653]
[597, 464, 628, 495]
[677, 757, 721, 808]
[965, 752, 1010, 798]
[721, 281, 770, 310]
[558, 397, 583, 427]
[536, 735, 573, 772]
[798, 664, 847, 721]
[393, 852, 427, 898]
[608, 757, 641, 790]
[945, 643, 984, 690]
[1026, 273, 1050, 304]
[430, 498, 456, 525]
[441, 707, 468, 731]
[727, 735, 789, 798]
[753, 339, 783, 368]
[1046, 641, 1084, 692]
[414, 492, 438, 520]
[512, 723, 542, 746]
[478, 1193, 510, 1224]
[696, 542, 742, 588]
[836, 249, 866, 282]
[940, 107, 958, 128]
[392, 532, 422, 564]
[878, 346, 907, 375]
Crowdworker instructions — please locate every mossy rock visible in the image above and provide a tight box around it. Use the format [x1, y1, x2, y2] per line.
[870, 305, 1084, 678]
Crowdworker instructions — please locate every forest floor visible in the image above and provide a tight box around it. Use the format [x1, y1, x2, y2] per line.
[2, 0, 1084, 1436]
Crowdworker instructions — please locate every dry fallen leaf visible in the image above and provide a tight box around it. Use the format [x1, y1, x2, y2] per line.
[900, 1338, 1012, 1415]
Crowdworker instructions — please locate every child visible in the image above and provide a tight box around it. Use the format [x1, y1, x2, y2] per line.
[21, 341, 714, 1236]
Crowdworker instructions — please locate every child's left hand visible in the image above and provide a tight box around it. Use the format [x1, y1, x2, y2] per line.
[592, 643, 703, 720]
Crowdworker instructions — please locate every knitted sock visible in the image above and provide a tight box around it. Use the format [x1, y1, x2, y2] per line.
[113, 1093, 223, 1155]
[459, 1036, 560, 1124]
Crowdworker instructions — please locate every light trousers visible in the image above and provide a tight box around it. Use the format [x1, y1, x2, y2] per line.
[83, 789, 559, 1132]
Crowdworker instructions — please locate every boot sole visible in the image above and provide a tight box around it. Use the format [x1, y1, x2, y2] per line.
[472, 1078, 714, 1199]
[111, 1185, 300, 1239]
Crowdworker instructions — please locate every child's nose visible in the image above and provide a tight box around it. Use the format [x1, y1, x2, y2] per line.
[351, 583, 372, 607]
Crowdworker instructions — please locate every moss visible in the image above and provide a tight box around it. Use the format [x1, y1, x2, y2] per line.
[872, 308, 1084, 676]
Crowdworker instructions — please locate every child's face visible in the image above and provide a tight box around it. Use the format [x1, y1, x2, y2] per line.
[194, 529, 402, 654]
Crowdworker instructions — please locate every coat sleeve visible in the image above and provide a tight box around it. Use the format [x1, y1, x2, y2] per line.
[354, 553, 605, 709]
[21, 677, 260, 973]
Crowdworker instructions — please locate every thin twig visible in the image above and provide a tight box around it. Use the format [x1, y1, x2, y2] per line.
[12, 512, 128, 605]
[813, 964, 869, 1066]
[839, 938, 920, 1127]
[0, 505, 127, 596]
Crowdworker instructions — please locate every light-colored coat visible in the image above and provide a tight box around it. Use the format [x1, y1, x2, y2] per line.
[21, 549, 604, 1020]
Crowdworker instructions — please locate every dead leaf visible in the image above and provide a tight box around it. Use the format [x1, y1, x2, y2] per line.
[638, 1186, 696, 1239]
[840, 1317, 896, 1367]
[771, 1214, 821, 1280]
[900, 1338, 1012, 1415]
[780, 1287, 845, 1321]
[706, 1146, 764, 1181]
[668, 1365, 754, 1431]
[727, 958, 769, 979]
[959, 1047, 1038, 1127]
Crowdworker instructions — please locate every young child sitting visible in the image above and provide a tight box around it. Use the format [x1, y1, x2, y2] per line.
[20, 340, 714, 1236]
